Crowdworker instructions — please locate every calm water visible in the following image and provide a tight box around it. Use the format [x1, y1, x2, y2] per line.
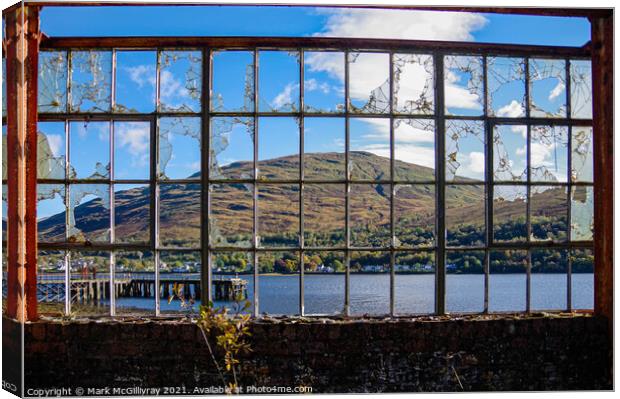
[111, 273, 593, 315]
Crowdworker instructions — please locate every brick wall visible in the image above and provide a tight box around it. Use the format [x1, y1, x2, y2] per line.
[4, 313, 612, 394]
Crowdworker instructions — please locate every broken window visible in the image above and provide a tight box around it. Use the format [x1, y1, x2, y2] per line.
[159, 50, 202, 113]
[69, 51, 112, 113]
[529, 58, 566, 118]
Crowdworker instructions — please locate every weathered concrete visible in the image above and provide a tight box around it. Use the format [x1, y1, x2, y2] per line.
[3, 313, 613, 394]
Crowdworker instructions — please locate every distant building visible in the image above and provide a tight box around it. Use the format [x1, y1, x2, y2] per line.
[361, 265, 385, 273]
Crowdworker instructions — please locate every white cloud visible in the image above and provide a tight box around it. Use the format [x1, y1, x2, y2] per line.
[46, 134, 63, 157]
[271, 82, 299, 109]
[116, 123, 150, 167]
[304, 78, 331, 94]
[497, 100, 525, 118]
[126, 65, 156, 89]
[467, 151, 485, 174]
[548, 81, 565, 101]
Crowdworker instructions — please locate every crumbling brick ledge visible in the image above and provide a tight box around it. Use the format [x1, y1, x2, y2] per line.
[3, 313, 612, 394]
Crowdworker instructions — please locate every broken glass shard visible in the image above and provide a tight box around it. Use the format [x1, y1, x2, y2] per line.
[38, 50, 68, 113]
[159, 50, 202, 113]
[70, 50, 112, 113]
[393, 53, 434, 115]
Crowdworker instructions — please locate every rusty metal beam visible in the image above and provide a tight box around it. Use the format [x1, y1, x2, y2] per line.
[39, 36, 591, 58]
[590, 13, 613, 323]
[11, 2, 613, 19]
[5, 4, 40, 322]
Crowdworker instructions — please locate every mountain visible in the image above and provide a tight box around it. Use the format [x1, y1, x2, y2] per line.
[34, 152, 568, 247]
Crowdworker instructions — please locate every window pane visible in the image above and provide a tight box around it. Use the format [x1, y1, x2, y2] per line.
[258, 51, 299, 112]
[159, 50, 202, 113]
[210, 117, 254, 180]
[394, 184, 434, 248]
[258, 251, 299, 315]
[570, 186, 594, 241]
[571, 126, 593, 182]
[350, 184, 390, 247]
[489, 250, 527, 312]
[304, 251, 345, 315]
[68, 184, 110, 243]
[570, 60, 592, 119]
[571, 248, 593, 310]
[212, 51, 254, 112]
[114, 184, 150, 244]
[158, 117, 200, 180]
[69, 121, 110, 179]
[350, 251, 389, 315]
[115, 51, 157, 113]
[160, 251, 201, 314]
[69, 251, 110, 316]
[258, 117, 299, 180]
[393, 53, 434, 115]
[38, 51, 67, 113]
[447, 250, 485, 313]
[159, 183, 200, 248]
[115, 251, 155, 315]
[70, 51, 112, 113]
[38, 184, 66, 243]
[531, 248, 567, 311]
[350, 118, 390, 181]
[530, 186, 568, 242]
[304, 183, 345, 248]
[493, 185, 527, 243]
[444, 55, 483, 116]
[212, 252, 253, 312]
[394, 119, 435, 181]
[37, 250, 65, 316]
[395, 251, 435, 314]
[493, 124, 527, 182]
[530, 125, 568, 183]
[446, 120, 484, 182]
[210, 183, 253, 248]
[348, 52, 390, 114]
[446, 185, 485, 247]
[529, 58, 566, 118]
[257, 184, 299, 248]
[38, 121, 66, 180]
[304, 117, 345, 181]
[114, 121, 150, 180]
[487, 57, 525, 118]
[304, 51, 344, 113]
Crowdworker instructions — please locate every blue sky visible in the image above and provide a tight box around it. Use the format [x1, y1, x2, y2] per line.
[28, 6, 592, 222]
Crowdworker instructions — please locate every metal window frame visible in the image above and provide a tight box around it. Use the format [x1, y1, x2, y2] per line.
[14, 36, 595, 318]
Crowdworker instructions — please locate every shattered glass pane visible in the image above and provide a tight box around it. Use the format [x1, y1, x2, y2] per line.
[69, 250, 110, 316]
[257, 184, 299, 248]
[115, 251, 155, 315]
[38, 51, 68, 113]
[489, 250, 527, 312]
[37, 184, 66, 243]
[570, 185, 594, 241]
[69, 51, 112, 113]
[159, 183, 200, 248]
[393, 53, 434, 115]
[395, 251, 435, 315]
[114, 121, 150, 180]
[69, 121, 110, 179]
[487, 57, 525, 118]
[115, 51, 157, 113]
[444, 55, 483, 116]
[158, 117, 200, 180]
[446, 185, 485, 247]
[210, 117, 254, 180]
[529, 58, 566, 118]
[395, 184, 435, 248]
[304, 117, 345, 181]
[530, 185, 568, 242]
[493, 124, 527, 182]
[210, 183, 253, 248]
[304, 183, 345, 248]
[447, 251, 485, 313]
[211, 51, 254, 112]
[350, 118, 389, 181]
[570, 60, 592, 119]
[258, 51, 300, 112]
[159, 50, 202, 113]
[530, 125, 568, 182]
[37, 122, 66, 180]
[571, 126, 593, 182]
[258, 117, 299, 180]
[531, 249, 568, 311]
[348, 52, 390, 114]
[445, 120, 484, 182]
[114, 184, 150, 244]
[493, 185, 527, 243]
[303, 51, 345, 113]
[68, 184, 110, 243]
[350, 184, 390, 247]
[394, 119, 435, 182]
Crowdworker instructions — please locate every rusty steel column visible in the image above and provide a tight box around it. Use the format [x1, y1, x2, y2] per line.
[590, 12, 613, 323]
[5, 4, 39, 321]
